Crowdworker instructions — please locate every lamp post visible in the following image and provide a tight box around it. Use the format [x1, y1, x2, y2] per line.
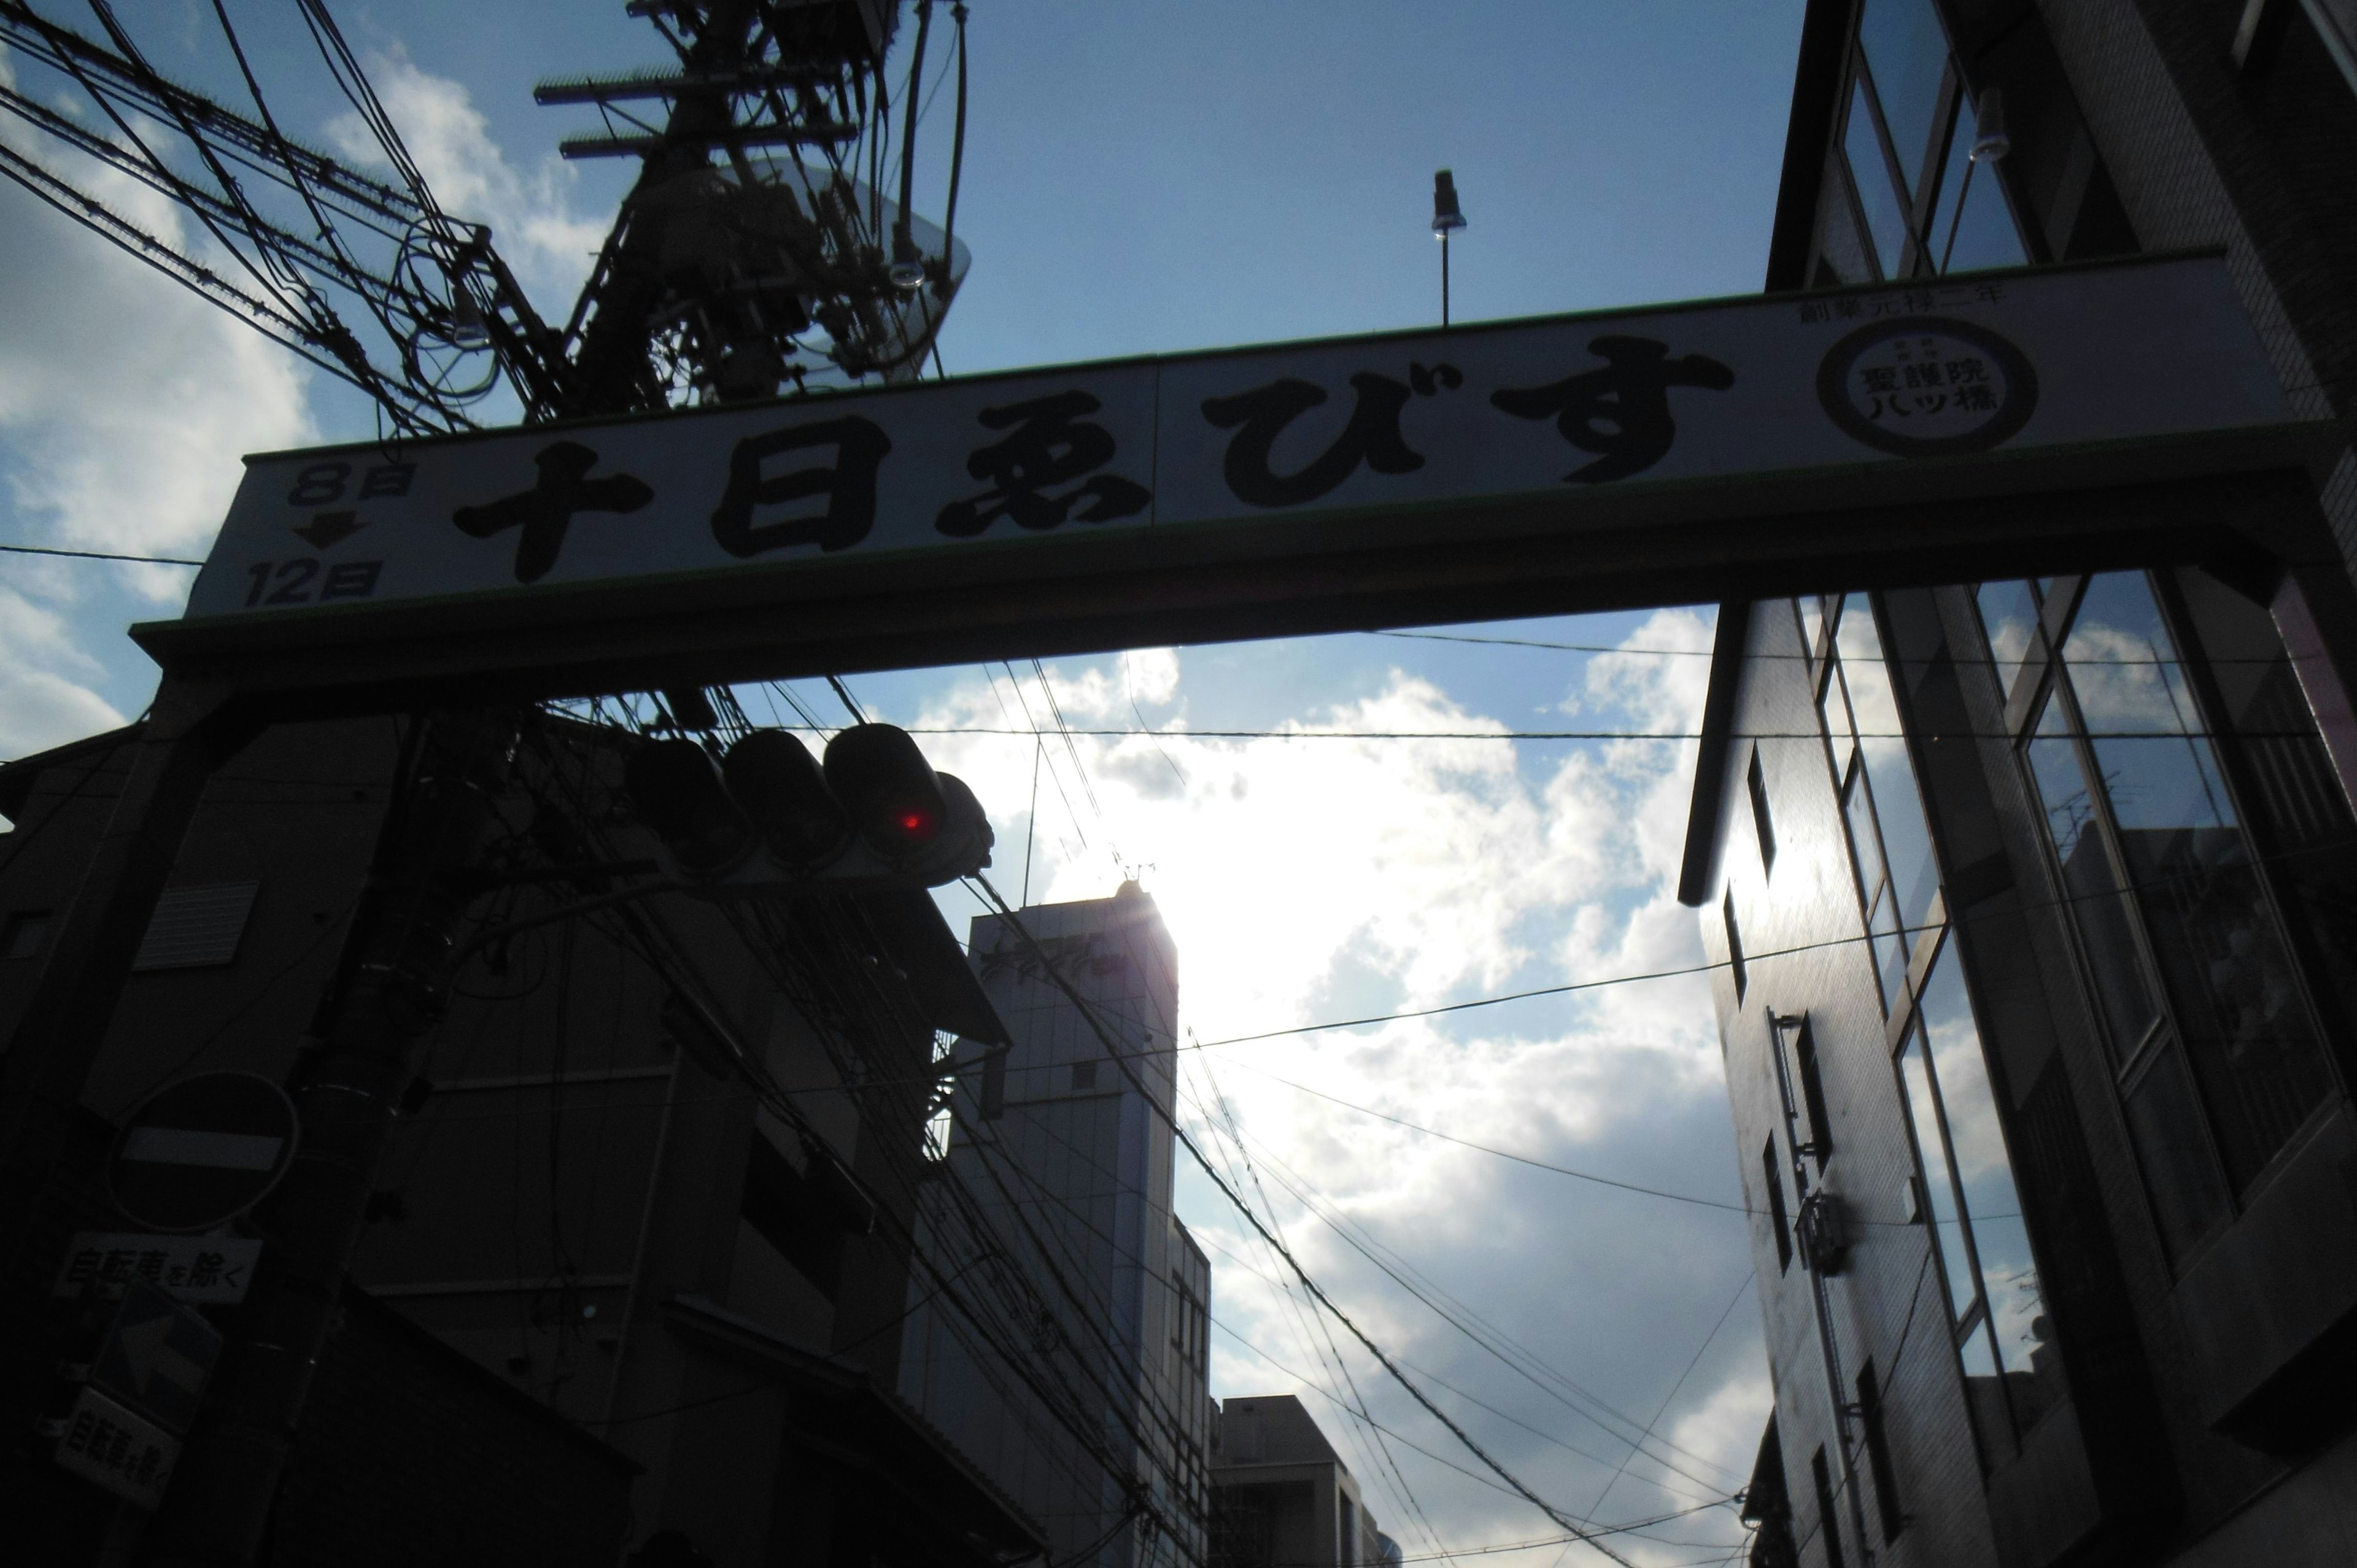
[1431, 168, 1466, 327]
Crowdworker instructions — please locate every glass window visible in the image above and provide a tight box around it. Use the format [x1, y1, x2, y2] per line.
[1896, 949, 2063, 1461]
[1845, 80, 1908, 279]
[2027, 698, 2164, 1060]
[1844, 751, 1911, 1005]
[1857, 0, 1951, 195]
[1927, 102, 2028, 274]
[2175, 568, 2357, 1048]
[2120, 1043, 2231, 1259]
[2064, 573, 2332, 1190]
[1798, 595, 1829, 662]
[1750, 748, 1778, 873]
[1975, 579, 2040, 698]
[1919, 955, 2064, 1435]
[1837, 598, 1939, 943]
[1898, 1027, 1980, 1323]
[1956, 1319, 2011, 1466]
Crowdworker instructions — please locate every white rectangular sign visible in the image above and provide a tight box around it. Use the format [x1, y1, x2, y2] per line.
[53, 1232, 263, 1304]
[53, 1386, 180, 1510]
[183, 255, 2288, 627]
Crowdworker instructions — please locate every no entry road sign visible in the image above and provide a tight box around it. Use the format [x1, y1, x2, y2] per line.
[109, 1072, 297, 1233]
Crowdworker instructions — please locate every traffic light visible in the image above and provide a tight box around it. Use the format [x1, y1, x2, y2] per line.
[822, 724, 994, 886]
[621, 740, 753, 876]
[722, 729, 851, 868]
[624, 724, 992, 891]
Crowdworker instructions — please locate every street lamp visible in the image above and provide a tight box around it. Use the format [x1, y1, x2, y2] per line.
[1431, 168, 1466, 328]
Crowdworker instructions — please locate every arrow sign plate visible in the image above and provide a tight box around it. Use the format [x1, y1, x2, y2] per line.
[90, 1279, 223, 1434]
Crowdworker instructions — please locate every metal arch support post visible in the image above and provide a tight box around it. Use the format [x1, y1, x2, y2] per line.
[0, 674, 257, 1302]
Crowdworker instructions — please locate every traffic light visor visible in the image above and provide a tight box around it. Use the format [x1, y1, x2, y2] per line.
[624, 739, 752, 876]
[824, 724, 948, 857]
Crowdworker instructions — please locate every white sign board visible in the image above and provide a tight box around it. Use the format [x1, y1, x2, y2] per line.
[53, 1386, 180, 1510]
[53, 1232, 263, 1303]
[182, 256, 2286, 628]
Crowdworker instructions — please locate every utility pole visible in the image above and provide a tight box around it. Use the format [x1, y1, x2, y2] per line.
[141, 10, 779, 1561]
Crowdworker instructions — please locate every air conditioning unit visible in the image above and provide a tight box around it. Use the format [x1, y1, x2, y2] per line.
[1795, 1189, 1852, 1276]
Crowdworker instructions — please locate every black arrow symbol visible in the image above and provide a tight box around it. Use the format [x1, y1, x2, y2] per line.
[293, 511, 363, 549]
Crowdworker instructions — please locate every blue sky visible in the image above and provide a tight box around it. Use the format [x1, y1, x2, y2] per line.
[1, 4, 1808, 1562]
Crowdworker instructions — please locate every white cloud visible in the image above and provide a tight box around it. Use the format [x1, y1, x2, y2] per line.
[325, 50, 607, 306]
[0, 52, 315, 572]
[0, 42, 317, 757]
[908, 613, 1755, 1559]
[0, 585, 126, 759]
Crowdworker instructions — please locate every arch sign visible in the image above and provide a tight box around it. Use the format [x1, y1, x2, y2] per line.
[138, 253, 2312, 698]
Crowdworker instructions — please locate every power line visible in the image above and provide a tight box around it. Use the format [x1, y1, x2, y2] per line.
[1588, 1271, 1754, 1518]
[1196, 1099, 1748, 1497]
[1203, 1308, 1738, 1551]
[1, 541, 204, 565]
[736, 721, 2277, 743]
[1185, 1219, 1729, 1512]
[967, 873, 1649, 1568]
[1209, 1056, 1748, 1214]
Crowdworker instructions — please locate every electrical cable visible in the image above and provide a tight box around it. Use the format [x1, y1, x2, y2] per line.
[967, 874, 1647, 1568]
[0, 542, 204, 566]
[1207, 1056, 1748, 1213]
[1193, 1094, 1747, 1498]
[1204, 1310, 1741, 1552]
[1182, 1056, 1455, 1565]
[571, 832, 1208, 1558]
[1587, 1270, 1754, 1518]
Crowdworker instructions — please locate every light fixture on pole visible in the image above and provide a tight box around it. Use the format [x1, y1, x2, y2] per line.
[1968, 87, 2010, 163]
[1431, 168, 1466, 328]
[1937, 87, 2011, 274]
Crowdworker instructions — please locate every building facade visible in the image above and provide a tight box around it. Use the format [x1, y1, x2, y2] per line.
[1689, 2, 2357, 1565]
[899, 884, 1214, 1568]
[1207, 1394, 1396, 1568]
[0, 713, 1042, 1567]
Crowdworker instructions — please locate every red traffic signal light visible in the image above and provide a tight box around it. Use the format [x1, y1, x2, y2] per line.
[625, 724, 991, 889]
[823, 724, 946, 857]
[821, 725, 993, 884]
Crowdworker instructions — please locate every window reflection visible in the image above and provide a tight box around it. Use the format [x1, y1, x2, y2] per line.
[1988, 570, 2342, 1262]
[1836, 597, 1940, 943]
[1928, 112, 2027, 275]
[1846, 80, 1907, 279]
[2027, 701, 2162, 1061]
[2065, 573, 2331, 1192]
[1857, 0, 1951, 195]
[1975, 580, 2038, 697]
[1824, 595, 1934, 1008]
[1919, 957, 2064, 1437]
[1897, 1032, 1979, 1322]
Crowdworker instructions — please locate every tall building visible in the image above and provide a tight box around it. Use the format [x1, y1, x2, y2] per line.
[1689, 9, 2357, 1566]
[1209, 1394, 1396, 1568]
[900, 882, 1214, 1568]
[0, 714, 1042, 1567]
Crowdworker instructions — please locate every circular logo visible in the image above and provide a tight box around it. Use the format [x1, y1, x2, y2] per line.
[1815, 316, 2038, 457]
[109, 1072, 299, 1233]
